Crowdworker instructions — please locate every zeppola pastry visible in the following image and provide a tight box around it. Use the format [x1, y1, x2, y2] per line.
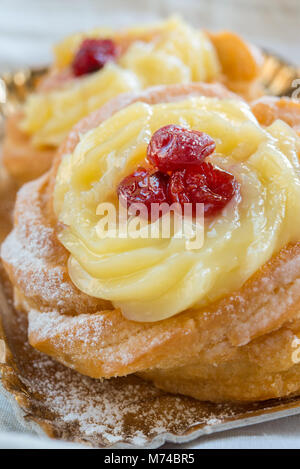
[2, 17, 263, 183]
[2, 82, 300, 402]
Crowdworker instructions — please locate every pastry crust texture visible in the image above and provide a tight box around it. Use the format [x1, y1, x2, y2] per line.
[2, 83, 300, 402]
[2, 113, 56, 183]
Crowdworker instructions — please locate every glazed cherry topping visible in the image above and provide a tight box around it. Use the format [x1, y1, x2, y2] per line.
[118, 167, 169, 215]
[168, 162, 237, 216]
[117, 126, 238, 219]
[147, 125, 216, 172]
[72, 38, 119, 77]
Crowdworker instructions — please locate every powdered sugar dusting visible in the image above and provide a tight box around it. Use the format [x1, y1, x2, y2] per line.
[4, 229, 75, 308]
[1, 176, 104, 314]
[16, 323, 206, 446]
[28, 309, 110, 351]
[0, 295, 239, 448]
[2, 261, 300, 448]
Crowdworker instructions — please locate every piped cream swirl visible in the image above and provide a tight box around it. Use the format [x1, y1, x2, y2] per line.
[20, 17, 220, 147]
[54, 96, 300, 322]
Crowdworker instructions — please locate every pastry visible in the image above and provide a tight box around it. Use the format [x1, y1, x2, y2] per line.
[3, 83, 300, 402]
[2, 17, 263, 184]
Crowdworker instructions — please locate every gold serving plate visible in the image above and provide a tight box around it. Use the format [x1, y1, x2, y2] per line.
[0, 52, 300, 448]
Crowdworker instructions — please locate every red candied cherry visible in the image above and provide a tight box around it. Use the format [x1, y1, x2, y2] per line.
[117, 167, 169, 215]
[72, 38, 119, 77]
[168, 162, 238, 216]
[147, 125, 216, 172]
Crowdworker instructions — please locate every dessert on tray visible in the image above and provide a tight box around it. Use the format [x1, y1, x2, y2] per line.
[2, 82, 300, 402]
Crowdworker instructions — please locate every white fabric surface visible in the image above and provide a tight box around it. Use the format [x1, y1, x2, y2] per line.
[0, 0, 300, 73]
[1, 0, 300, 449]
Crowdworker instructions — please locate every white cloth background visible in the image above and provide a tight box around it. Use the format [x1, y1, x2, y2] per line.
[0, 0, 300, 449]
[1, 0, 300, 72]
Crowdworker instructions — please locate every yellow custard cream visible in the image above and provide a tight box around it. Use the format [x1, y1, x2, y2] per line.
[54, 97, 300, 322]
[20, 17, 220, 147]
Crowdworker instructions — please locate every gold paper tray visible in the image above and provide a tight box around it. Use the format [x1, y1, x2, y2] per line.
[0, 52, 299, 448]
[2, 271, 300, 449]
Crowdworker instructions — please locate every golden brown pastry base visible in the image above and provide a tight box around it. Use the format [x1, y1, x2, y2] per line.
[141, 318, 300, 402]
[2, 83, 300, 403]
[2, 113, 55, 184]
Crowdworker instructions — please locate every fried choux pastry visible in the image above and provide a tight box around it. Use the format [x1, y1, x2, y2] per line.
[3, 83, 300, 402]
